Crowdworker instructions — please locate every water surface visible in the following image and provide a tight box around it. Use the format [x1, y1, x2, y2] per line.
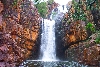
[20, 60, 88, 67]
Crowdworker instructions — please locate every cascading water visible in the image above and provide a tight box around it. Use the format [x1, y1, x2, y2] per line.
[39, 4, 69, 61]
[40, 19, 56, 61]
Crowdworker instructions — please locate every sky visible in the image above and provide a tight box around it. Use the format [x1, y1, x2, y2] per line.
[54, 0, 72, 5]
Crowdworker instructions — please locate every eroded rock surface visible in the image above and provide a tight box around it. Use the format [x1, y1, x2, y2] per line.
[66, 42, 100, 66]
[0, 0, 40, 66]
[65, 20, 87, 45]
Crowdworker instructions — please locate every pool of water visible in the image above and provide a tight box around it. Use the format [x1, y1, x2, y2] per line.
[19, 60, 89, 67]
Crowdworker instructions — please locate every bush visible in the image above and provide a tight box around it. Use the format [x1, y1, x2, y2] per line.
[95, 37, 100, 44]
[95, 31, 100, 44]
[86, 22, 95, 33]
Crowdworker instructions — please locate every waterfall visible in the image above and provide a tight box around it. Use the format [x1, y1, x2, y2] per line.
[20, 1, 89, 67]
[39, 5, 68, 61]
[40, 19, 56, 61]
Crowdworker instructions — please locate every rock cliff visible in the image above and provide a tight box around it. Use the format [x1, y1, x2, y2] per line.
[60, 0, 100, 66]
[0, 0, 40, 66]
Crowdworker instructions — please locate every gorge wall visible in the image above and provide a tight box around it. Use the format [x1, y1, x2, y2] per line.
[0, 0, 59, 66]
[0, 0, 100, 66]
[0, 0, 40, 66]
[56, 0, 100, 66]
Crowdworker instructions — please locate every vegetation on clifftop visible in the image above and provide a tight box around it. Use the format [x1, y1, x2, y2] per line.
[35, 2, 48, 18]
[34, 0, 55, 18]
[66, 0, 100, 34]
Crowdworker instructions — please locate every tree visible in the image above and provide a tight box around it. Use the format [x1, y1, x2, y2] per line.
[35, 2, 48, 18]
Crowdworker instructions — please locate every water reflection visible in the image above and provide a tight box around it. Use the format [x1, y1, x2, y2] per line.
[20, 60, 88, 67]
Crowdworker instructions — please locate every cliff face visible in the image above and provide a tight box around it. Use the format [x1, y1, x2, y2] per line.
[61, 0, 100, 66]
[0, 0, 40, 66]
[47, 2, 59, 19]
[48, 2, 58, 14]
[64, 20, 87, 45]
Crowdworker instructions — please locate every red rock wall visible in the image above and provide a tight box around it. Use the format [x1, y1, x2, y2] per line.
[63, 0, 100, 66]
[0, 0, 40, 66]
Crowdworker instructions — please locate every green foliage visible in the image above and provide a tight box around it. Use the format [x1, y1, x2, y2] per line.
[72, 0, 100, 21]
[13, 0, 17, 6]
[86, 0, 100, 10]
[95, 31, 100, 44]
[35, 2, 48, 18]
[47, 0, 54, 5]
[86, 22, 95, 33]
[95, 37, 100, 44]
[72, 0, 86, 21]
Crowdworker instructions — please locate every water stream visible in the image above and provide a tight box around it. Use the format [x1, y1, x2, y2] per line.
[40, 19, 56, 61]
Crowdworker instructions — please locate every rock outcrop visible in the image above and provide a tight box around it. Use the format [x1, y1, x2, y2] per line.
[65, 20, 87, 45]
[0, 0, 40, 66]
[48, 2, 58, 14]
[47, 2, 59, 19]
[65, 39, 100, 66]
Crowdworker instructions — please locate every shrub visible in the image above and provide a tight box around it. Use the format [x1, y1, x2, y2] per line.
[86, 22, 95, 33]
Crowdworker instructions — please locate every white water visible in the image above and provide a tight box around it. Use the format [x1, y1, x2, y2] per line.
[40, 4, 69, 61]
[40, 19, 56, 61]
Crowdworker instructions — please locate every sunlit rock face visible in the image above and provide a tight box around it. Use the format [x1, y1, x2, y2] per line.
[0, 0, 40, 66]
[64, 20, 87, 46]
